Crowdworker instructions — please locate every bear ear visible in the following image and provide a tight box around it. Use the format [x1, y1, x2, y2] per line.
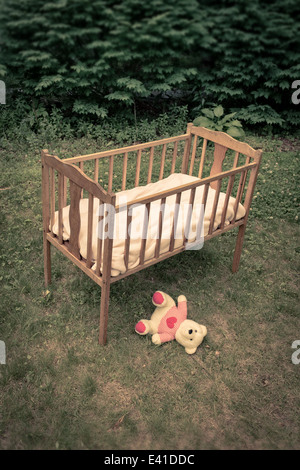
[200, 325, 207, 337]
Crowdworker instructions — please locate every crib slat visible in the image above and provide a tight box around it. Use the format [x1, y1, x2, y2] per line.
[94, 158, 99, 182]
[210, 143, 227, 190]
[139, 202, 151, 266]
[107, 155, 114, 192]
[69, 180, 81, 258]
[50, 168, 55, 234]
[58, 173, 64, 244]
[219, 151, 240, 229]
[184, 187, 196, 245]
[95, 201, 104, 276]
[194, 182, 209, 240]
[79, 162, 84, 198]
[122, 152, 128, 190]
[86, 193, 94, 268]
[135, 149, 142, 187]
[220, 174, 235, 229]
[159, 144, 167, 180]
[202, 182, 210, 208]
[231, 170, 246, 224]
[208, 178, 221, 235]
[169, 192, 182, 252]
[233, 151, 240, 168]
[181, 136, 192, 174]
[171, 141, 178, 174]
[147, 147, 154, 184]
[198, 138, 207, 179]
[124, 209, 132, 270]
[189, 135, 198, 176]
[239, 156, 251, 201]
[155, 197, 166, 258]
[63, 176, 67, 207]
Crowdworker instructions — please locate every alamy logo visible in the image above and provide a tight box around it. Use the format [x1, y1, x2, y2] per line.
[0, 340, 6, 364]
[96, 200, 205, 251]
[0, 81, 5, 104]
[291, 340, 300, 365]
[291, 80, 300, 105]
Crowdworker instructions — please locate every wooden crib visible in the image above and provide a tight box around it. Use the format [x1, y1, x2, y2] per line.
[41, 123, 262, 344]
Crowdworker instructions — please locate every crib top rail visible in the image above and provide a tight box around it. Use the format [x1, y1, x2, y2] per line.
[41, 150, 112, 203]
[61, 133, 189, 164]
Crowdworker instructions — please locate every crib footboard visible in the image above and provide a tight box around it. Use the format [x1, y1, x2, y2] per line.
[41, 149, 116, 285]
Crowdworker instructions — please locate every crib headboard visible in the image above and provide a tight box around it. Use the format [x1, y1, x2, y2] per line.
[182, 123, 262, 190]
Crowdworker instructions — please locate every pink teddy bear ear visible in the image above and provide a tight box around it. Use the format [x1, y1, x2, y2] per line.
[152, 291, 165, 306]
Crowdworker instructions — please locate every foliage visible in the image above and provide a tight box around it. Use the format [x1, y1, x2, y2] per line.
[0, 0, 201, 120]
[193, 105, 245, 138]
[0, 0, 299, 132]
[0, 99, 189, 150]
[0, 0, 300, 134]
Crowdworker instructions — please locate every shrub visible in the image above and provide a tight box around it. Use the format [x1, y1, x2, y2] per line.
[0, 0, 299, 131]
[193, 105, 245, 139]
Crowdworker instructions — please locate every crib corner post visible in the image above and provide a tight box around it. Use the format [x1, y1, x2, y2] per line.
[43, 236, 51, 287]
[41, 149, 52, 286]
[99, 278, 111, 345]
[232, 224, 246, 273]
[98, 195, 116, 345]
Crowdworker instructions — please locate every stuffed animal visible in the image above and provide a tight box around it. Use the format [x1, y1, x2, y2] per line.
[135, 291, 207, 354]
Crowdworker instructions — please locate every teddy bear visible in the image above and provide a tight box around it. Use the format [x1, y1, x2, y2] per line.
[135, 291, 207, 354]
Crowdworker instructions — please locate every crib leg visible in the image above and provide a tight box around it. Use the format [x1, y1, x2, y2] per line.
[99, 280, 111, 345]
[43, 236, 51, 286]
[232, 224, 246, 273]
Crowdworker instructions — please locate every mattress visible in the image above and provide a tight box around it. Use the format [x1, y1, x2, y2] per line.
[51, 173, 245, 276]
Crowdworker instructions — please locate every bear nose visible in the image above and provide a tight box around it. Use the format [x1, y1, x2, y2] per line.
[188, 329, 193, 334]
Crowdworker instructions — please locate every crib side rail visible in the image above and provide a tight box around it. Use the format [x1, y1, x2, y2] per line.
[61, 133, 190, 192]
[112, 156, 260, 282]
[62, 134, 189, 163]
[115, 161, 257, 212]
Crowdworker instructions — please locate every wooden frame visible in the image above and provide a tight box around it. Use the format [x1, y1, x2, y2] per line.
[41, 124, 262, 344]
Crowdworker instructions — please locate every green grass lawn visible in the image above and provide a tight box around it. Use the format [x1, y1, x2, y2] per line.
[0, 132, 299, 450]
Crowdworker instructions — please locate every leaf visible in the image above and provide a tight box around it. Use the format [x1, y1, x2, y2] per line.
[73, 101, 108, 118]
[105, 91, 133, 104]
[193, 116, 214, 128]
[201, 108, 215, 119]
[116, 77, 147, 94]
[224, 119, 243, 128]
[219, 112, 237, 124]
[226, 126, 245, 138]
[214, 105, 224, 117]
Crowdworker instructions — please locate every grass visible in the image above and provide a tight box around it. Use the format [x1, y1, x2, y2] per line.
[0, 129, 299, 450]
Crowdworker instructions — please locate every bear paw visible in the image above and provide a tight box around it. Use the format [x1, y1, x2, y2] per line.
[135, 320, 149, 335]
[152, 334, 161, 345]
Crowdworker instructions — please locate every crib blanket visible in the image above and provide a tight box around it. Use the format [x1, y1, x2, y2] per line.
[52, 173, 245, 276]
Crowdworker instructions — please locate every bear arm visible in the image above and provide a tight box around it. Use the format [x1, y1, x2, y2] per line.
[156, 332, 174, 344]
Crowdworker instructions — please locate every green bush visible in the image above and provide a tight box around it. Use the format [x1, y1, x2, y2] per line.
[0, 0, 299, 132]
